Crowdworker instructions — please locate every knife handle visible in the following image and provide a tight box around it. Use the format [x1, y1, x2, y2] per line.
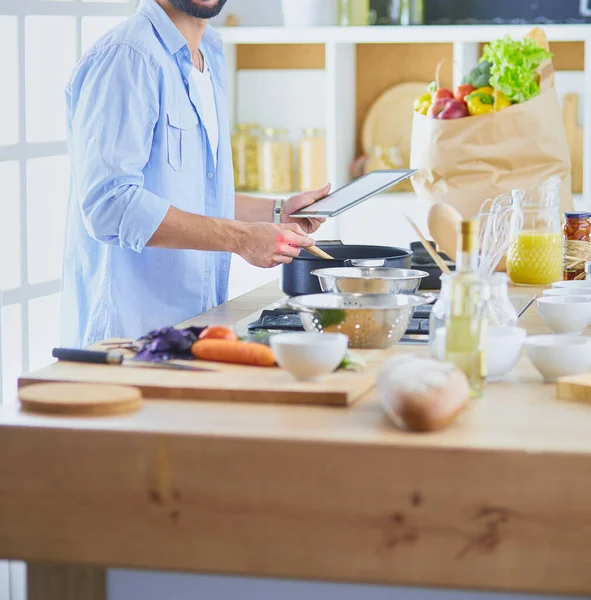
[52, 348, 123, 365]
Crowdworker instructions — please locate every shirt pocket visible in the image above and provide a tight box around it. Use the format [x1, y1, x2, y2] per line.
[166, 110, 200, 172]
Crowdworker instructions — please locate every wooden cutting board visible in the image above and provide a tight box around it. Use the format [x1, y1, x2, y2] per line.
[361, 81, 429, 193]
[556, 373, 591, 405]
[19, 383, 143, 416]
[18, 349, 390, 407]
[563, 93, 583, 195]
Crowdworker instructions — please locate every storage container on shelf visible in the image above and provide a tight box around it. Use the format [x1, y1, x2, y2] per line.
[298, 127, 326, 192]
[231, 123, 260, 192]
[258, 128, 294, 194]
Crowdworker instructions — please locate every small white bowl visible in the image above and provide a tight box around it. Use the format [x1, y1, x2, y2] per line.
[487, 326, 527, 382]
[552, 280, 591, 290]
[537, 296, 591, 335]
[525, 335, 591, 383]
[433, 326, 525, 382]
[543, 288, 591, 298]
[270, 332, 348, 381]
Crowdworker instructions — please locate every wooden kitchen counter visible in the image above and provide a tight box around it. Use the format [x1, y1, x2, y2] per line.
[2, 282, 591, 599]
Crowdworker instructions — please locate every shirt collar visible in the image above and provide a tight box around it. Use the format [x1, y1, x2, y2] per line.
[137, 0, 223, 55]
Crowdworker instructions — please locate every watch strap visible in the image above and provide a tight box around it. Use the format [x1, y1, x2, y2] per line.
[272, 198, 284, 224]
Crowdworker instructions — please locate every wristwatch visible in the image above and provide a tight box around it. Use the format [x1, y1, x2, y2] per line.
[272, 198, 284, 224]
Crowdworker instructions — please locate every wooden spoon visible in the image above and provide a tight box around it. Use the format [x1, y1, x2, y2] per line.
[406, 216, 451, 276]
[427, 203, 462, 262]
[307, 245, 334, 260]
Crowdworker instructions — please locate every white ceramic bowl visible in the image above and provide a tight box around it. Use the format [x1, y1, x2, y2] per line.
[537, 296, 591, 335]
[551, 280, 591, 290]
[543, 288, 591, 298]
[433, 326, 526, 382]
[524, 335, 591, 383]
[270, 332, 348, 381]
[486, 327, 527, 382]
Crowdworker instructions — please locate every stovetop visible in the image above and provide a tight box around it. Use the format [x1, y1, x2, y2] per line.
[246, 294, 536, 346]
[248, 304, 435, 344]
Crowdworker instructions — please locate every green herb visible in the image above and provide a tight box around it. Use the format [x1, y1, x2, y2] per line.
[317, 309, 347, 329]
[339, 352, 366, 372]
[481, 36, 552, 103]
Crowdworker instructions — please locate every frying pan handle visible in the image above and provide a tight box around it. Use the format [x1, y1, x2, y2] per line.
[316, 240, 343, 246]
[344, 258, 387, 267]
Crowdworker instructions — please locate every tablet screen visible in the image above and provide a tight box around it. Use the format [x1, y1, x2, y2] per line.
[290, 170, 416, 218]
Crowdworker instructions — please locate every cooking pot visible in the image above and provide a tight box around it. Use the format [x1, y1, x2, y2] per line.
[409, 241, 455, 290]
[282, 241, 412, 296]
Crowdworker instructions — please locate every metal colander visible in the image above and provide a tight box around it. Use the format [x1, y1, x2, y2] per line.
[311, 267, 429, 295]
[286, 293, 433, 349]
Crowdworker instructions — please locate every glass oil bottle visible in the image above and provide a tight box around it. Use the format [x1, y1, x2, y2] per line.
[444, 220, 490, 397]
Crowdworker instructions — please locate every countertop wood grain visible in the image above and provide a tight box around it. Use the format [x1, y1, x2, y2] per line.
[2, 282, 591, 598]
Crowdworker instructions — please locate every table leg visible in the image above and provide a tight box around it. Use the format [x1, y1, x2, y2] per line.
[27, 563, 106, 600]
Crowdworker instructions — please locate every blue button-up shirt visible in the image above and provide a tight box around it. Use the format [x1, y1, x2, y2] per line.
[61, 0, 234, 348]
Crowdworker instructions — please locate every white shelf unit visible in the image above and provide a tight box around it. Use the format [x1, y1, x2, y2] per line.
[222, 25, 591, 297]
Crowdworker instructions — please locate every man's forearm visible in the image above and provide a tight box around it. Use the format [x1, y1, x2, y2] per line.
[147, 206, 247, 252]
[234, 193, 274, 223]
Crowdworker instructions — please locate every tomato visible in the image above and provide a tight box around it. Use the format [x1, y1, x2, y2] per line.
[198, 326, 238, 342]
[433, 88, 453, 102]
[453, 84, 475, 103]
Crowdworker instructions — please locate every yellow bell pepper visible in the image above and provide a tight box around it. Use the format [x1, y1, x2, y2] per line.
[466, 87, 511, 116]
[413, 93, 432, 116]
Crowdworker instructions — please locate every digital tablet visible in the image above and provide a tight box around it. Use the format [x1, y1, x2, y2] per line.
[290, 169, 417, 218]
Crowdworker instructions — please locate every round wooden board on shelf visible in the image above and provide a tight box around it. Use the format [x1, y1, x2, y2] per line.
[361, 81, 429, 193]
[19, 383, 143, 417]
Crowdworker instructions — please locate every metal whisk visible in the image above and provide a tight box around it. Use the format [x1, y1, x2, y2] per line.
[477, 191, 523, 276]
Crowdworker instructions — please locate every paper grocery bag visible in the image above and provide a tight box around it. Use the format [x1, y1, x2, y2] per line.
[410, 87, 573, 219]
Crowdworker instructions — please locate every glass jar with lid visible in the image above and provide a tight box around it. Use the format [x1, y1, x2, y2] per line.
[338, 0, 370, 25]
[298, 127, 326, 192]
[258, 128, 294, 193]
[231, 123, 260, 192]
[563, 211, 591, 280]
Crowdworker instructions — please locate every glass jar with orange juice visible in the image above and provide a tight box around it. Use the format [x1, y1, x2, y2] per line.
[506, 177, 563, 286]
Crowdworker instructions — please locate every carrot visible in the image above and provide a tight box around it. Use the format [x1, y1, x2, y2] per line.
[191, 340, 276, 367]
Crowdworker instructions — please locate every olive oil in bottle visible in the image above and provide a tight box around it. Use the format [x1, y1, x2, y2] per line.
[444, 220, 489, 396]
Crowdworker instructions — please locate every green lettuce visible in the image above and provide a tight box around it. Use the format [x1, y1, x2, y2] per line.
[481, 36, 552, 104]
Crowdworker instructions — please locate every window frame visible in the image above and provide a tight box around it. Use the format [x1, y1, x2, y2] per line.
[0, 0, 137, 404]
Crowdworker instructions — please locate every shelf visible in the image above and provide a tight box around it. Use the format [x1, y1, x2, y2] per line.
[217, 24, 591, 45]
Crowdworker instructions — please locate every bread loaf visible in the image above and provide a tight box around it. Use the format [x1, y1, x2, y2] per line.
[377, 354, 471, 432]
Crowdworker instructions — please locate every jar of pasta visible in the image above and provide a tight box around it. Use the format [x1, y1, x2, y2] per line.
[298, 128, 326, 192]
[231, 124, 260, 191]
[563, 211, 591, 280]
[258, 128, 294, 193]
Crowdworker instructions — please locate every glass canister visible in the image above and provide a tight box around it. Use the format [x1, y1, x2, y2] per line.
[298, 127, 326, 192]
[258, 128, 294, 193]
[505, 177, 563, 286]
[563, 212, 591, 280]
[487, 273, 518, 328]
[429, 274, 450, 356]
[431, 273, 516, 353]
[338, 0, 370, 25]
[231, 124, 260, 192]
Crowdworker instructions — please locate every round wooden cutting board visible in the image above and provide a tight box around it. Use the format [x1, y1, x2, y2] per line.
[361, 81, 429, 192]
[19, 383, 143, 416]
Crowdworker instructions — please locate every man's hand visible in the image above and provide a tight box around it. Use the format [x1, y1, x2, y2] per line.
[237, 222, 315, 268]
[282, 184, 330, 234]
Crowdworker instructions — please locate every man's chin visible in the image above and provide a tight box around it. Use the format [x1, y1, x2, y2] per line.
[168, 0, 228, 19]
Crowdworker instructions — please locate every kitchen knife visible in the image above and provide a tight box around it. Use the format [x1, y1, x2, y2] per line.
[52, 348, 215, 372]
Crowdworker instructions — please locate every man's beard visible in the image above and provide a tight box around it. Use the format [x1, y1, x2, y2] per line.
[168, 0, 228, 19]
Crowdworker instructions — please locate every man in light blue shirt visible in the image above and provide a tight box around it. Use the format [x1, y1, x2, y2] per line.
[62, 0, 327, 347]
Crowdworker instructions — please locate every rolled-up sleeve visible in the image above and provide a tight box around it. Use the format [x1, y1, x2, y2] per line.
[69, 43, 170, 252]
